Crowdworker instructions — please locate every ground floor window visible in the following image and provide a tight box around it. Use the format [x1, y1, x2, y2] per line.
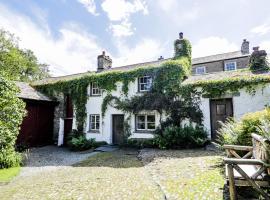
[89, 114, 100, 131]
[136, 114, 155, 131]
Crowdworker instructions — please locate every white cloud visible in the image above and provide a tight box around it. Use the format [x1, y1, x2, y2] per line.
[77, 0, 98, 16]
[101, 0, 148, 21]
[110, 20, 134, 37]
[0, 3, 102, 76]
[156, 0, 199, 22]
[251, 23, 270, 35]
[102, 0, 148, 37]
[113, 39, 164, 67]
[259, 41, 270, 55]
[192, 37, 238, 58]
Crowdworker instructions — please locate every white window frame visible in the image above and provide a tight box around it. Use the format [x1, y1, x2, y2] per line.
[195, 66, 206, 74]
[138, 76, 152, 92]
[89, 114, 100, 131]
[91, 82, 101, 96]
[136, 114, 156, 131]
[224, 61, 237, 71]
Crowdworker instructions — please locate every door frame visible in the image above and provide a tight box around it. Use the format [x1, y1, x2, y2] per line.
[209, 98, 234, 140]
[112, 114, 125, 144]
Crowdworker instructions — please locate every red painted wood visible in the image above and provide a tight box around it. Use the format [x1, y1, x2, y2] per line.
[17, 101, 55, 147]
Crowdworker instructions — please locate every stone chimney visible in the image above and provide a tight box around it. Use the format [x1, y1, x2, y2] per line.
[241, 39, 249, 54]
[97, 51, 112, 71]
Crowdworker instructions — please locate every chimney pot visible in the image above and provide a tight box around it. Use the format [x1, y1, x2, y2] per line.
[241, 39, 249, 54]
[179, 32, 183, 39]
[158, 56, 164, 60]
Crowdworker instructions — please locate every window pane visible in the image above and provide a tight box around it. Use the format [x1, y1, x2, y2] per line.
[147, 115, 155, 123]
[137, 115, 145, 123]
[90, 115, 95, 123]
[137, 122, 145, 129]
[90, 122, 96, 130]
[96, 116, 100, 123]
[216, 104, 226, 115]
[225, 63, 236, 71]
[196, 67, 205, 74]
[147, 123, 155, 130]
[96, 122, 100, 130]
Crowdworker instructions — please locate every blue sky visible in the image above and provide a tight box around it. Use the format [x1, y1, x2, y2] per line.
[0, 0, 270, 76]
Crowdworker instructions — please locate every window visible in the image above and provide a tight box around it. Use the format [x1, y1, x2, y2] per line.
[136, 114, 156, 131]
[89, 114, 100, 131]
[138, 76, 152, 92]
[195, 66, 206, 74]
[91, 82, 101, 96]
[216, 104, 226, 115]
[224, 62, 237, 71]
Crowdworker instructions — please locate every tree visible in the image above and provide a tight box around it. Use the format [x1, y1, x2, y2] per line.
[0, 76, 26, 168]
[0, 29, 50, 81]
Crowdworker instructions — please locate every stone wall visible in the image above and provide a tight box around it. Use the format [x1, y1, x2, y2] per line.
[192, 56, 249, 74]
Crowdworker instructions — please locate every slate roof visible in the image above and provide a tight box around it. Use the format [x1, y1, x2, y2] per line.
[32, 50, 249, 86]
[16, 82, 53, 101]
[183, 70, 270, 85]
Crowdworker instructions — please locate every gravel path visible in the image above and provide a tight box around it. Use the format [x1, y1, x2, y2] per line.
[19, 145, 99, 177]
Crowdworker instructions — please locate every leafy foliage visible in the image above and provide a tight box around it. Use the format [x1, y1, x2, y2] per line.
[67, 130, 107, 151]
[153, 125, 208, 149]
[0, 76, 26, 168]
[249, 49, 269, 71]
[185, 72, 270, 97]
[36, 58, 192, 131]
[0, 29, 50, 81]
[218, 108, 270, 146]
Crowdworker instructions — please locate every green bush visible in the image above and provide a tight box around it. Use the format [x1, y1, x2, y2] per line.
[0, 76, 25, 168]
[218, 108, 270, 146]
[67, 130, 107, 151]
[153, 125, 208, 149]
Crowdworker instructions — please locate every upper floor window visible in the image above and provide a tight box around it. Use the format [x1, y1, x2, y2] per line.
[89, 114, 100, 131]
[91, 82, 101, 96]
[138, 76, 152, 92]
[224, 62, 237, 71]
[195, 66, 206, 74]
[136, 114, 156, 131]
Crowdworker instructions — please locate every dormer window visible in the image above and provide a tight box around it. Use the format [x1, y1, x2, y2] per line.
[224, 62, 237, 71]
[91, 82, 101, 96]
[195, 66, 206, 74]
[138, 76, 152, 92]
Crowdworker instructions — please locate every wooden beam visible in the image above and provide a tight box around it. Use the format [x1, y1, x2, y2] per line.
[227, 164, 237, 200]
[234, 164, 270, 200]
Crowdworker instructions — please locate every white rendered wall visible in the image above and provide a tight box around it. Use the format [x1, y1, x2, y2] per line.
[84, 79, 156, 144]
[199, 84, 270, 139]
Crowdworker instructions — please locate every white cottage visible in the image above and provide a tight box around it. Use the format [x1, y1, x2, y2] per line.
[33, 35, 270, 145]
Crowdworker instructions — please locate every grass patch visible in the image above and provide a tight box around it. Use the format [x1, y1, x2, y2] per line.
[75, 150, 143, 168]
[0, 167, 20, 183]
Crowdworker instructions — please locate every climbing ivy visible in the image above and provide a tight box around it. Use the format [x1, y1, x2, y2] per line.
[35, 58, 190, 131]
[184, 73, 270, 97]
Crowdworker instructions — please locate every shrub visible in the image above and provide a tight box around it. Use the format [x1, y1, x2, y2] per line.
[153, 125, 208, 149]
[67, 130, 107, 151]
[0, 76, 26, 168]
[218, 108, 270, 146]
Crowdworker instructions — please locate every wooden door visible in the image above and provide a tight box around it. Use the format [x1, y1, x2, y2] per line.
[210, 98, 233, 140]
[112, 115, 124, 144]
[64, 95, 73, 144]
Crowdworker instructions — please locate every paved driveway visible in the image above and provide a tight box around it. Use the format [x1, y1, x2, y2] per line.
[0, 147, 228, 200]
